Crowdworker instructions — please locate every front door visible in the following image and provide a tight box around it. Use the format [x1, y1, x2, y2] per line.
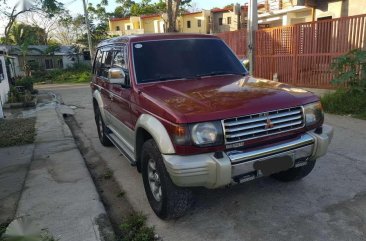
[108, 45, 135, 153]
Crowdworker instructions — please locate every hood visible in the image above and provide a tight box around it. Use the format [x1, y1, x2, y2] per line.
[138, 75, 319, 123]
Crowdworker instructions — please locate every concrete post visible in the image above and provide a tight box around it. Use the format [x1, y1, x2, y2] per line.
[247, 0, 258, 76]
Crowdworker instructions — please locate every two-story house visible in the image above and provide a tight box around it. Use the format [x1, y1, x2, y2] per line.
[258, 0, 366, 27]
[210, 5, 266, 34]
[109, 11, 211, 36]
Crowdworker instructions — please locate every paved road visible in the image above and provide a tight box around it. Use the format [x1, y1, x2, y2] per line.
[40, 84, 366, 241]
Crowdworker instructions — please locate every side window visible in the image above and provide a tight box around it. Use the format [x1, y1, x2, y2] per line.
[112, 46, 127, 69]
[102, 50, 113, 78]
[93, 49, 103, 75]
[0, 60, 4, 81]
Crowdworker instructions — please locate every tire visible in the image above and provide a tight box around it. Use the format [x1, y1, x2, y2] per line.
[95, 107, 113, 146]
[141, 139, 193, 219]
[271, 159, 316, 182]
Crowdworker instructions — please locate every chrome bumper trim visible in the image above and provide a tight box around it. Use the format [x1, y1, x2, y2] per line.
[227, 134, 315, 164]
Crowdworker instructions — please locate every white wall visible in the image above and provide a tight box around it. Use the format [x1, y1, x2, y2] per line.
[0, 55, 10, 118]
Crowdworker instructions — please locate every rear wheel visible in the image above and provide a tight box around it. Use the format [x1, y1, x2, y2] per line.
[271, 159, 316, 182]
[141, 139, 193, 219]
[95, 107, 113, 146]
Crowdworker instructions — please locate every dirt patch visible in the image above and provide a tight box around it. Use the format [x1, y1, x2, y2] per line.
[63, 115, 136, 240]
[0, 118, 36, 147]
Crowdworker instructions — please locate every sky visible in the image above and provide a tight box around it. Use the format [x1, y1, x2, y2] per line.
[0, 0, 249, 35]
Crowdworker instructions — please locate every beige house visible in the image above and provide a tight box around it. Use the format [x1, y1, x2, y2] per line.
[259, 0, 366, 27]
[109, 14, 165, 36]
[109, 11, 212, 36]
[313, 0, 366, 20]
[177, 11, 211, 34]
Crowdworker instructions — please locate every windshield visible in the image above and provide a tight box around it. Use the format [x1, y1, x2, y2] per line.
[133, 38, 247, 83]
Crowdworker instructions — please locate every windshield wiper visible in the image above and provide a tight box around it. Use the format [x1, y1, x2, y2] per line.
[142, 75, 200, 83]
[196, 71, 246, 78]
[142, 76, 187, 83]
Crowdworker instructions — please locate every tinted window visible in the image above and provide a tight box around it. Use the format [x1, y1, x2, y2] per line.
[0, 60, 4, 81]
[133, 39, 246, 83]
[93, 49, 103, 75]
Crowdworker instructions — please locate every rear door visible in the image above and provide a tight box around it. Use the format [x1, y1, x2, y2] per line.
[94, 47, 113, 123]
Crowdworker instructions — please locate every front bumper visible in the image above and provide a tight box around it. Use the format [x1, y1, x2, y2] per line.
[162, 124, 334, 189]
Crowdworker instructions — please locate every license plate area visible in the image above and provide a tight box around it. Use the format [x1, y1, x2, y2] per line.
[253, 154, 294, 176]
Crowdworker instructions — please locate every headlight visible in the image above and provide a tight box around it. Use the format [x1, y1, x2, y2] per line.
[190, 122, 223, 146]
[304, 102, 324, 126]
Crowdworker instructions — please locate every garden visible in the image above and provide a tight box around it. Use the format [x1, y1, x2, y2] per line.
[321, 49, 366, 120]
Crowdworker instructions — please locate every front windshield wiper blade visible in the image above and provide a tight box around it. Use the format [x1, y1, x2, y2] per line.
[142, 76, 189, 83]
[196, 71, 246, 78]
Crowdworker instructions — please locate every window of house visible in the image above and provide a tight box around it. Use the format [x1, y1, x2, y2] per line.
[57, 59, 63, 68]
[126, 25, 131, 30]
[187, 21, 191, 28]
[318, 16, 332, 21]
[0, 60, 4, 81]
[116, 26, 120, 31]
[197, 19, 202, 27]
[83, 51, 91, 61]
[227, 17, 232, 24]
[45, 59, 54, 69]
[219, 18, 223, 25]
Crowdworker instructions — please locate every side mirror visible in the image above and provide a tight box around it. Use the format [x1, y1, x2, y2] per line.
[108, 68, 126, 85]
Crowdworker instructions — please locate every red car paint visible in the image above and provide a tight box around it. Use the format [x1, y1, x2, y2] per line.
[91, 34, 321, 156]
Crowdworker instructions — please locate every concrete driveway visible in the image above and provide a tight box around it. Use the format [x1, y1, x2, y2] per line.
[38, 84, 366, 241]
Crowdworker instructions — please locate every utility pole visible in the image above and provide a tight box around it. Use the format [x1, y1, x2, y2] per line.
[247, 0, 258, 76]
[82, 0, 94, 62]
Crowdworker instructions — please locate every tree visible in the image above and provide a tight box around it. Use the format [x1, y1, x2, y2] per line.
[0, 0, 64, 44]
[166, 0, 191, 32]
[8, 22, 47, 45]
[55, 13, 87, 45]
[17, 11, 63, 44]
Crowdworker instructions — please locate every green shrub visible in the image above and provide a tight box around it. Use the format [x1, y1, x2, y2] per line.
[31, 67, 91, 84]
[15, 77, 34, 91]
[331, 49, 366, 92]
[120, 213, 155, 241]
[321, 89, 366, 119]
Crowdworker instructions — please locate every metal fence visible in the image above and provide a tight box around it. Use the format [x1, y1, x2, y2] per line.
[217, 14, 366, 88]
[254, 14, 366, 88]
[216, 29, 248, 59]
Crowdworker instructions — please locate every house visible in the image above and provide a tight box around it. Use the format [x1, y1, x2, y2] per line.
[109, 14, 165, 36]
[108, 11, 211, 35]
[259, 0, 313, 27]
[177, 11, 211, 34]
[259, 0, 366, 27]
[209, 4, 267, 34]
[0, 45, 91, 76]
[0, 55, 10, 118]
[311, 0, 366, 20]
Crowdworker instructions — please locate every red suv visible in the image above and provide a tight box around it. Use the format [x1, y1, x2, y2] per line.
[91, 33, 333, 219]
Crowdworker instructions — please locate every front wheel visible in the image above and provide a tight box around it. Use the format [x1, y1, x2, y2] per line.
[271, 159, 316, 182]
[141, 139, 193, 219]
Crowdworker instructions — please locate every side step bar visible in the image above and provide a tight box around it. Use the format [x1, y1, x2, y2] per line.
[106, 133, 136, 166]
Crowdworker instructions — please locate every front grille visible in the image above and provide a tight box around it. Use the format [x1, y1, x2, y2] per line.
[223, 107, 305, 144]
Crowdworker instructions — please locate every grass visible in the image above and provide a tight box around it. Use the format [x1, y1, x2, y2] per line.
[0, 118, 36, 147]
[31, 63, 92, 84]
[117, 191, 125, 198]
[119, 212, 155, 241]
[321, 89, 366, 120]
[103, 169, 113, 180]
[0, 222, 10, 238]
